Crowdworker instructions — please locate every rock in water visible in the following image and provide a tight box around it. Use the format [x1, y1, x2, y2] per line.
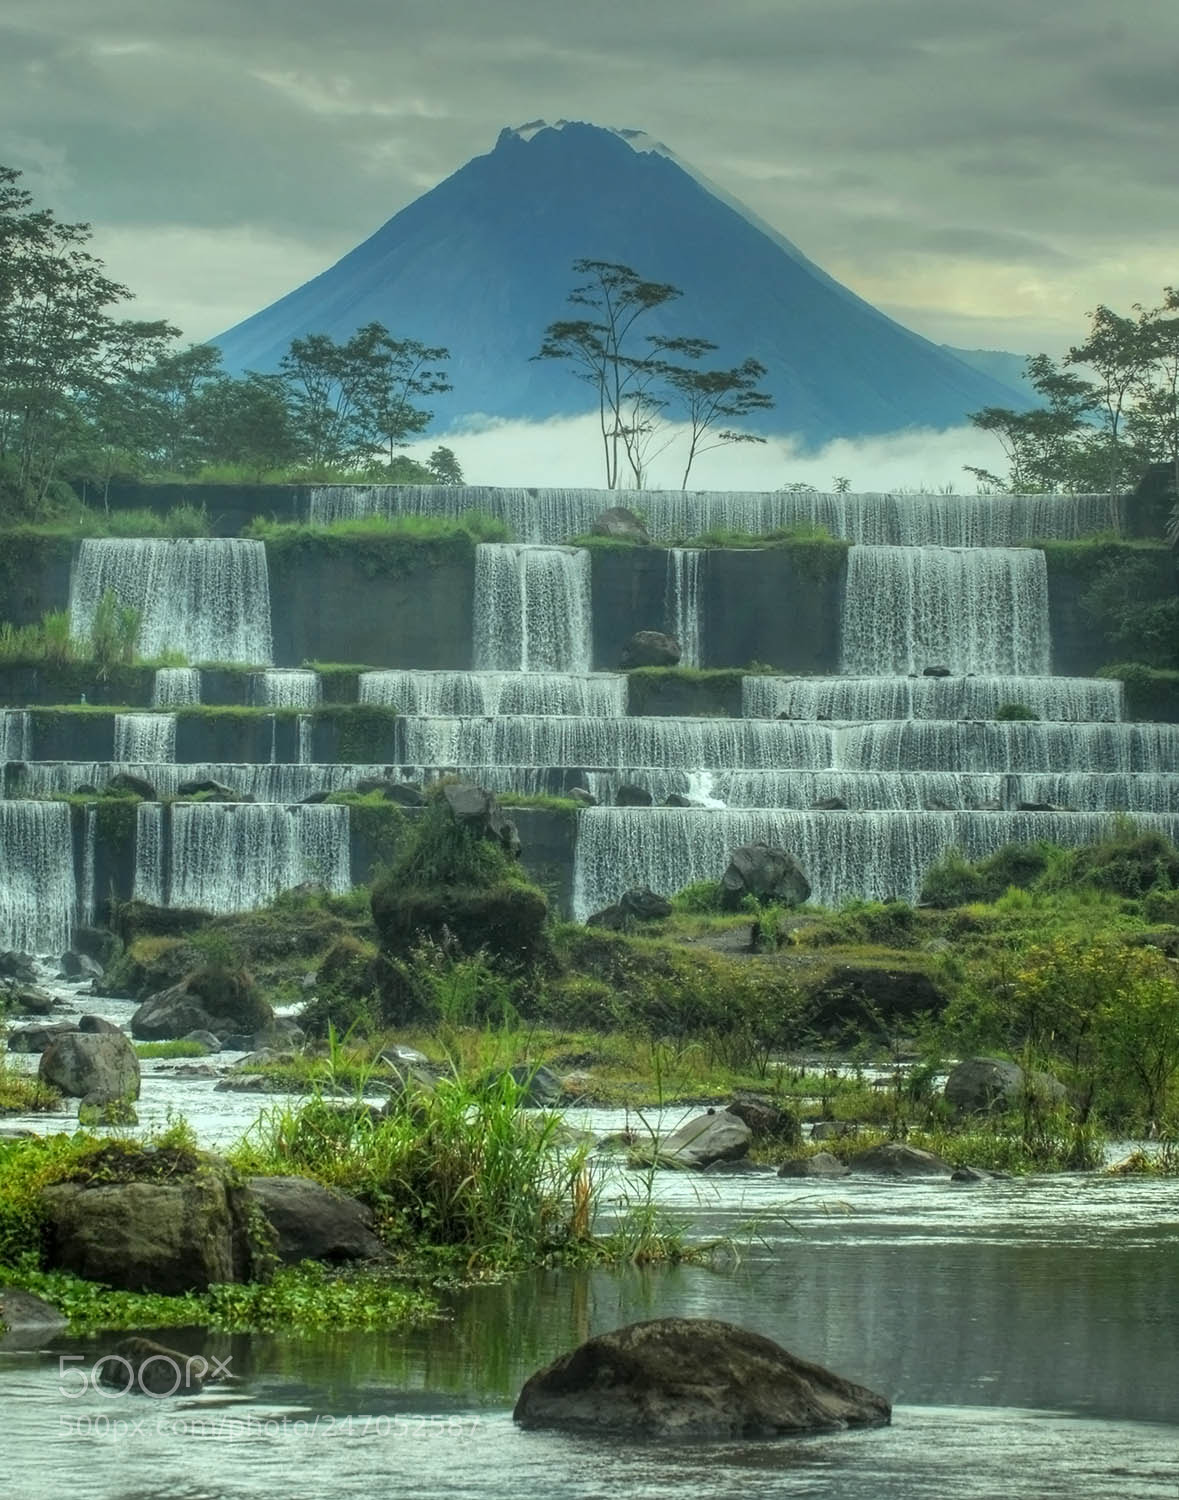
[721, 842, 811, 909]
[39, 1030, 140, 1101]
[591, 506, 650, 544]
[630, 1110, 752, 1170]
[513, 1318, 891, 1437]
[245, 1176, 383, 1265]
[944, 1056, 1066, 1118]
[619, 630, 681, 668]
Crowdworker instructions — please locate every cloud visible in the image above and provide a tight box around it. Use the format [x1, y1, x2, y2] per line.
[403, 412, 1008, 494]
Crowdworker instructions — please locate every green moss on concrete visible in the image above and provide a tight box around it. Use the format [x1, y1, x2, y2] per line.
[626, 667, 744, 717]
[1097, 663, 1179, 721]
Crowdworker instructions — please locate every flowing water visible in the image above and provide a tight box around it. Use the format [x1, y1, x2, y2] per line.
[152, 668, 202, 707]
[742, 674, 1125, 723]
[112, 713, 176, 764]
[360, 670, 626, 717]
[307, 484, 1116, 545]
[251, 671, 323, 709]
[68, 539, 273, 665]
[665, 548, 703, 668]
[0, 801, 75, 953]
[474, 544, 593, 674]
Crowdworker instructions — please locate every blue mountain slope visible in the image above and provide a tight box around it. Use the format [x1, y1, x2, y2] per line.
[214, 121, 1031, 442]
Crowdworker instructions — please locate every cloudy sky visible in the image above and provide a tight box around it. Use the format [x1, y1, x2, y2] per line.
[4, 0, 1176, 351]
[2, 1, 1175, 485]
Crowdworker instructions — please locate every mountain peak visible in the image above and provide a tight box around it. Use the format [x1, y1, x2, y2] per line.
[214, 122, 1031, 440]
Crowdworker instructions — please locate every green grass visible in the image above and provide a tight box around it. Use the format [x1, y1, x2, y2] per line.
[0, 505, 211, 540]
[134, 1040, 213, 1059]
[245, 511, 509, 545]
[0, 1058, 60, 1114]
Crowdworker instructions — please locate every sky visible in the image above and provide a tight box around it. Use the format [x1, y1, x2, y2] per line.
[2, 0, 1176, 486]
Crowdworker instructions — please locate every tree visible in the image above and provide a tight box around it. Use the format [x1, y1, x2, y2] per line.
[190, 373, 300, 479]
[426, 445, 464, 485]
[138, 342, 224, 472]
[535, 260, 773, 490]
[965, 353, 1100, 493]
[0, 164, 178, 510]
[535, 260, 682, 489]
[361, 333, 451, 464]
[657, 344, 772, 489]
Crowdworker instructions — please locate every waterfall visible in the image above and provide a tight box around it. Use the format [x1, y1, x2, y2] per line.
[297, 717, 314, 764]
[152, 668, 202, 706]
[16, 761, 401, 803]
[841, 546, 1051, 676]
[572, 807, 1179, 918]
[743, 674, 1124, 722]
[167, 803, 351, 913]
[0, 802, 75, 954]
[399, 715, 834, 770]
[133, 802, 165, 905]
[664, 549, 703, 668]
[113, 713, 176, 763]
[80, 804, 97, 928]
[252, 670, 322, 708]
[69, 538, 273, 664]
[308, 485, 1114, 546]
[836, 721, 1179, 774]
[473, 544, 592, 673]
[359, 669, 626, 717]
[0, 710, 30, 760]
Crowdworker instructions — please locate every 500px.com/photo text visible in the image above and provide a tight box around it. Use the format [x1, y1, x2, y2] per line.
[59, 1414, 488, 1441]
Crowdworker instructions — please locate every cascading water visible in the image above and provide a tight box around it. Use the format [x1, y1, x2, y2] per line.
[573, 807, 1179, 918]
[307, 484, 1114, 546]
[166, 804, 351, 912]
[0, 802, 75, 954]
[69, 538, 273, 664]
[841, 546, 1051, 676]
[80, 805, 97, 929]
[473, 544, 592, 673]
[113, 713, 176, 763]
[0, 710, 30, 760]
[664, 549, 703, 668]
[152, 668, 202, 706]
[16, 761, 401, 803]
[743, 675, 1124, 723]
[359, 670, 626, 717]
[835, 721, 1179, 774]
[133, 802, 165, 905]
[252, 670, 322, 708]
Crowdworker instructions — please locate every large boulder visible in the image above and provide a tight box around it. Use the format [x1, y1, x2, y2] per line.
[778, 1152, 851, 1179]
[0, 952, 37, 983]
[40, 1148, 268, 1293]
[513, 1318, 891, 1437]
[615, 783, 653, 807]
[60, 950, 104, 981]
[631, 1110, 752, 1170]
[944, 1057, 1067, 1118]
[805, 965, 948, 1040]
[441, 782, 521, 859]
[721, 843, 811, 910]
[727, 1092, 801, 1144]
[592, 506, 650, 544]
[0, 981, 56, 1016]
[39, 1030, 140, 1101]
[245, 1176, 383, 1265]
[587, 887, 672, 930]
[847, 1142, 951, 1177]
[104, 772, 157, 799]
[5, 1021, 78, 1054]
[174, 777, 243, 802]
[0, 1287, 68, 1349]
[620, 630, 681, 669]
[131, 968, 272, 1041]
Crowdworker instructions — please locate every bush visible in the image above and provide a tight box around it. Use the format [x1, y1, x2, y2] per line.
[996, 702, 1038, 721]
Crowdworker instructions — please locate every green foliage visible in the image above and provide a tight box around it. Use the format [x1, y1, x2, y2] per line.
[133, 1040, 214, 1058]
[89, 588, 141, 672]
[387, 793, 521, 891]
[670, 880, 723, 913]
[995, 702, 1038, 721]
[920, 842, 1055, 907]
[245, 510, 508, 547]
[1099, 663, 1179, 721]
[0, 1057, 60, 1117]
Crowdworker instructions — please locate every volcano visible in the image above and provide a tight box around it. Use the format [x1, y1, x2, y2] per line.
[214, 120, 1029, 442]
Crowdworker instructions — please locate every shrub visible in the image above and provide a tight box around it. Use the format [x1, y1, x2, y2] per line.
[995, 702, 1038, 721]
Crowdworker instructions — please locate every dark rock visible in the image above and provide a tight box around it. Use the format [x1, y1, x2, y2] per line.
[591, 506, 650, 544]
[220, 1034, 253, 1052]
[301, 790, 330, 804]
[805, 965, 947, 1039]
[664, 793, 692, 807]
[922, 666, 952, 678]
[944, 1057, 1067, 1118]
[615, 783, 653, 807]
[631, 1110, 752, 1170]
[0, 1287, 68, 1349]
[250, 1018, 305, 1052]
[569, 787, 598, 807]
[99, 1337, 210, 1396]
[848, 1142, 951, 1177]
[502, 1063, 564, 1107]
[77, 1014, 123, 1038]
[588, 887, 672, 929]
[40, 1159, 265, 1293]
[131, 969, 272, 1042]
[1, 982, 57, 1017]
[104, 772, 157, 800]
[384, 781, 427, 808]
[809, 1121, 856, 1142]
[778, 1152, 851, 1179]
[246, 1176, 383, 1265]
[513, 1317, 891, 1437]
[811, 796, 849, 811]
[175, 777, 242, 802]
[950, 1165, 995, 1183]
[720, 843, 811, 910]
[620, 630, 681, 669]
[441, 782, 520, 858]
[0, 952, 37, 983]
[61, 950, 104, 981]
[4, 1021, 78, 1054]
[727, 1092, 801, 1144]
[39, 1031, 140, 1101]
[180, 1029, 222, 1054]
[131, 987, 221, 1042]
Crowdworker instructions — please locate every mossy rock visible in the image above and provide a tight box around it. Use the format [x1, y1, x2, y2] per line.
[372, 881, 548, 968]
